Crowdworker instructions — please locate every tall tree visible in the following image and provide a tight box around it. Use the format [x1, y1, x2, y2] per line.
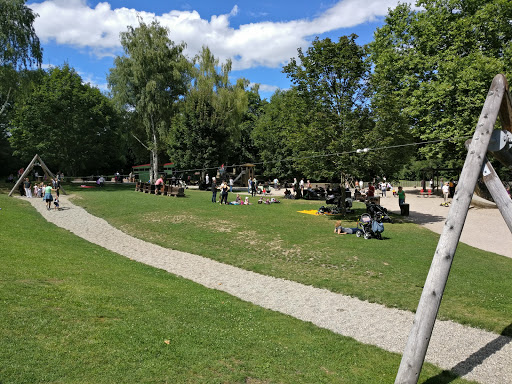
[9, 65, 123, 175]
[168, 47, 248, 174]
[108, 19, 190, 182]
[0, 0, 42, 115]
[368, 0, 512, 169]
[282, 35, 375, 180]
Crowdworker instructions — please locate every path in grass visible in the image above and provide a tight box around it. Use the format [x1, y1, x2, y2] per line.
[24, 195, 511, 384]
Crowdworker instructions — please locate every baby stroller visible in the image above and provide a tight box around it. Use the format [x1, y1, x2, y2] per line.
[356, 213, 384, 240]
[366, 202, 392, 223]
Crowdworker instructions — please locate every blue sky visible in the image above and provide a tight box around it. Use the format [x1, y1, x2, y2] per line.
[27, 0, 406, 99]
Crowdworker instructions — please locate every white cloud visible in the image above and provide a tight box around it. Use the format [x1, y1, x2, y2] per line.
[29, 0, 404, 70]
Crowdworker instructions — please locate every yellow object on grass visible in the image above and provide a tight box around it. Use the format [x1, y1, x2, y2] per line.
[298, 209, 321, 215]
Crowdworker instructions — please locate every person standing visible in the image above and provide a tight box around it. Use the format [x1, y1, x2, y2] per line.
[54, 177, 61, 198]
[380, 181, 387, 197]
[211, 177, 217, 203]
[367, 182, 375, 197]
[442, 182, 450, 206]
[205, 174, 209, 186]
[397, 186, 406, 206]
[429, 178, 434, 191]
[220, 180, 229, 204]
[248, 178, 252, 194]
[300, 178, 305, 196]
[251, 177, 257, 197]
[229, 177, 234, 193]
[23, 178, 32, 198]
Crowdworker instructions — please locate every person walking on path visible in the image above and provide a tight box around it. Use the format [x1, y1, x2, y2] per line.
[380, 182, 387, 197]
[43, 184, 53, 210]
[397, 186, 406, 206]
[211, 177, 217, 203]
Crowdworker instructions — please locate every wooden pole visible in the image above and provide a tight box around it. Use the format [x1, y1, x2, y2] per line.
[395, 74, 507, 383]
[8, 154, 38, 197]
[481, 156, 512, 233]
[37, 155, 66, 195]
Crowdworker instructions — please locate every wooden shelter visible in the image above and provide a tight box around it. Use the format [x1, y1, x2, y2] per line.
[8, 154, 66, 197]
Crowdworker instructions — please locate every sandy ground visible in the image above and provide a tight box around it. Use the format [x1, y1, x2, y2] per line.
[375, 188, 511, 258]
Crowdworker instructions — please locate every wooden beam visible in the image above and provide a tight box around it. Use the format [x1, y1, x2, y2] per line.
[37, 155, 66, 195]
[499, 76, 512, 133]
[8, 154, 38, 197]
[481, 156, 512, 233]
[395, 74, 508, 383]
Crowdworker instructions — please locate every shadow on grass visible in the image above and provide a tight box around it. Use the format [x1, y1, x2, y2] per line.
[422, 323, 512, 384]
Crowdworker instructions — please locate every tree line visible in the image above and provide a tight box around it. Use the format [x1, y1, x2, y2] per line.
[1, 0, 511, 183]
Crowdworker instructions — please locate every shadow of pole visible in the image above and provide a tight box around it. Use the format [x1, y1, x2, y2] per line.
[422, 323, 512, 383]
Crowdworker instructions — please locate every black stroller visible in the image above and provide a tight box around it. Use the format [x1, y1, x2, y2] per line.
[366, 202, 393, 223]
[356, 213, 384, 240]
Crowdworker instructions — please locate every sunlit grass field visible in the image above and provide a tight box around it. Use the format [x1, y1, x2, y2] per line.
[0, 181, 503, 383]
[65, 183, 512, 335]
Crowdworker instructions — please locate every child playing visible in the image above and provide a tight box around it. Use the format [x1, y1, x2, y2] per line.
[54, 197, 60, 210]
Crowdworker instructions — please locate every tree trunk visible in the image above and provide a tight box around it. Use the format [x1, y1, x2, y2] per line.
[150, 117, 158, 183]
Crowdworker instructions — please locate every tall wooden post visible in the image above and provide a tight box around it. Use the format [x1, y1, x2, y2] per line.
[395, 74, 508, 383]
[481, 156, 512, 232]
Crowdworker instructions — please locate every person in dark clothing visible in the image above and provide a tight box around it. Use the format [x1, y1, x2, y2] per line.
[251, 177, 257, 197]
[219, 181, 229, 204]
[211, 178, 217, 203]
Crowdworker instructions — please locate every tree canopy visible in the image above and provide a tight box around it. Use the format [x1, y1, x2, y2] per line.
[9, 65, 123, 175]
[168, 47, 248, 173]
[368, 0, 512, 169]
[108, 19, 190, 181]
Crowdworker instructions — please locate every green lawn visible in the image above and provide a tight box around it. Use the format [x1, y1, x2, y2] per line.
[0, 184, 494, 383]
[63, 183, 512, 336]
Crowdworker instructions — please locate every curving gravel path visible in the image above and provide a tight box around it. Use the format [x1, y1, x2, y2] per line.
[21, 195, 511, 384]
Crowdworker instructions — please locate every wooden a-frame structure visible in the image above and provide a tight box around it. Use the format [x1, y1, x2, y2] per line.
[395, 74, 512, 383]
[8, 154, 66, 197]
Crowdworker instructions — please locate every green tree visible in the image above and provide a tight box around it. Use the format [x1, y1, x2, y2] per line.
[368, 0, 512, 169]
[0, 0, 43, 174]
[232, 84, 267, 166]
[108, 19, 190, 182]
[168, 47, 248, 174]
[0, 0, 42, 115]
[282, 35, 375, 180]
[9, 65, 123, 175]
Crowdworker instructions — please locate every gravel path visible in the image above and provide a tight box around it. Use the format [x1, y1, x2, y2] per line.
[22, 195, 511, 384]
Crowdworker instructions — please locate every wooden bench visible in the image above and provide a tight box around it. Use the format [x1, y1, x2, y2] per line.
[143, 183, 155, 194]
[167, 185, 185, 197]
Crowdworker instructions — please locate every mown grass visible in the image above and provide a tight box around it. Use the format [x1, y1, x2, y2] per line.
[0, 190, 474, 383]
[61, 183, 512, 336]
